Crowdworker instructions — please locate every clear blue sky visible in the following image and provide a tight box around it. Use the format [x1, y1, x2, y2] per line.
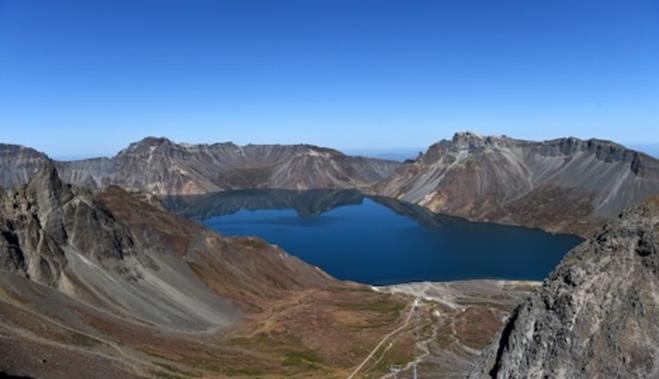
[1, 0, 658, 158]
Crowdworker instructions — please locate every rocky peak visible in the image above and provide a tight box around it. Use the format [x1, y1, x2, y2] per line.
[469, 196, 659, 378]
[183, 141, 239, 153]
[25, 160, 73, 210]
[119, 136, 177, 156]
[446, 131, 515, 153]
[28, 159, 62, 188]
[297, 144, 339, 158]
[428, 133, 649, 169]
[419, 132, 504, 162]
[137, 136, 174, 147]
[0, 160, 137, 286]
[452, 131, 483, 142]
[451, 131, 487, 149]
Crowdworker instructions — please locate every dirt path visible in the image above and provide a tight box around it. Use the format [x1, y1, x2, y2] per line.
[379, 309, 440, 379]
[346, 298, 419, 379]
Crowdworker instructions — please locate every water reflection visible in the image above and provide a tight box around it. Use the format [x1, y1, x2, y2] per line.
[164, 189, 583, 284]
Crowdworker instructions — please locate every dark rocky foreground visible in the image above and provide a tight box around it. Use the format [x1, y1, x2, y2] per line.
[469, 196, 659, 378]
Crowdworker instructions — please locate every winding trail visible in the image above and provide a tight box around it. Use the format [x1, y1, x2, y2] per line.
[347, 298, 419, 379]
[379, 309, 440, 379]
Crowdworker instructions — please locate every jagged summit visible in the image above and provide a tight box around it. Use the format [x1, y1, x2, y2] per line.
[451, 130, 487, 142]
[0, 160, 128, 286]
[27, 159, 62, 190]
[119, 136, 178, 154]
[126, 136, 339, 154]
[124, 136, 236, 151]
[24, 160, 73, 212]
[440, 132, 636, 156]
[449, 131, 534, 151]
[134, 136, 173, 145]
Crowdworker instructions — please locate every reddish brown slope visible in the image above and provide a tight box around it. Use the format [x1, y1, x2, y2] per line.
[0, 163, 412, 378]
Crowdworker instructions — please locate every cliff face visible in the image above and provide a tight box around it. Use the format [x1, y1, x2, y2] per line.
[0, 160, 134, 287]
[0, 144, 49, 189]
[108, 138, 400, 194]
[469, 196, 659, 378]
[0, 137, 401, 195]
[372, 132, 659, 235]
[0, 161, 334, 331]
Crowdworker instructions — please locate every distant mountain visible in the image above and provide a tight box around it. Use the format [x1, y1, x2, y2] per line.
[0, 143, 49, 189]
[4, 133, 658, 236]
[0, 137, 401, 195]
[469, 196, 659, 378]
[371, 132, 659, 235]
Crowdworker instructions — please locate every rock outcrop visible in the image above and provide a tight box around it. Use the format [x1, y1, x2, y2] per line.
[468, 196, 659, 378]
[372, 132, 659, 235]
[0, 137, 401, 195]
[0, 161, 333, 331]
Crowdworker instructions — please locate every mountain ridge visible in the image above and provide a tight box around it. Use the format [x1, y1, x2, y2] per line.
[371, 131, 659, 235]
[3, 132, 659, 235]
[0, 137, 401, 195]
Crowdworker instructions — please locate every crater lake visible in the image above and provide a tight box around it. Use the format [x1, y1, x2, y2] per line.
[165, 189, 583, 285]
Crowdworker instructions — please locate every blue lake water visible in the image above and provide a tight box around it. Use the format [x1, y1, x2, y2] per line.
[168, 190, 583, 285]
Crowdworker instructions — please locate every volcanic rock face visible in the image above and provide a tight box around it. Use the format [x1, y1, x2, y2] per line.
[108, 138, 400, 194]
[0, 137, 401, 195]
[0, 161, 333, 331]
[0, 160, 132, 287]
[0, 144, 49, 189]
[372, 132, 659, 235]
[468, 197, 659, 378]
